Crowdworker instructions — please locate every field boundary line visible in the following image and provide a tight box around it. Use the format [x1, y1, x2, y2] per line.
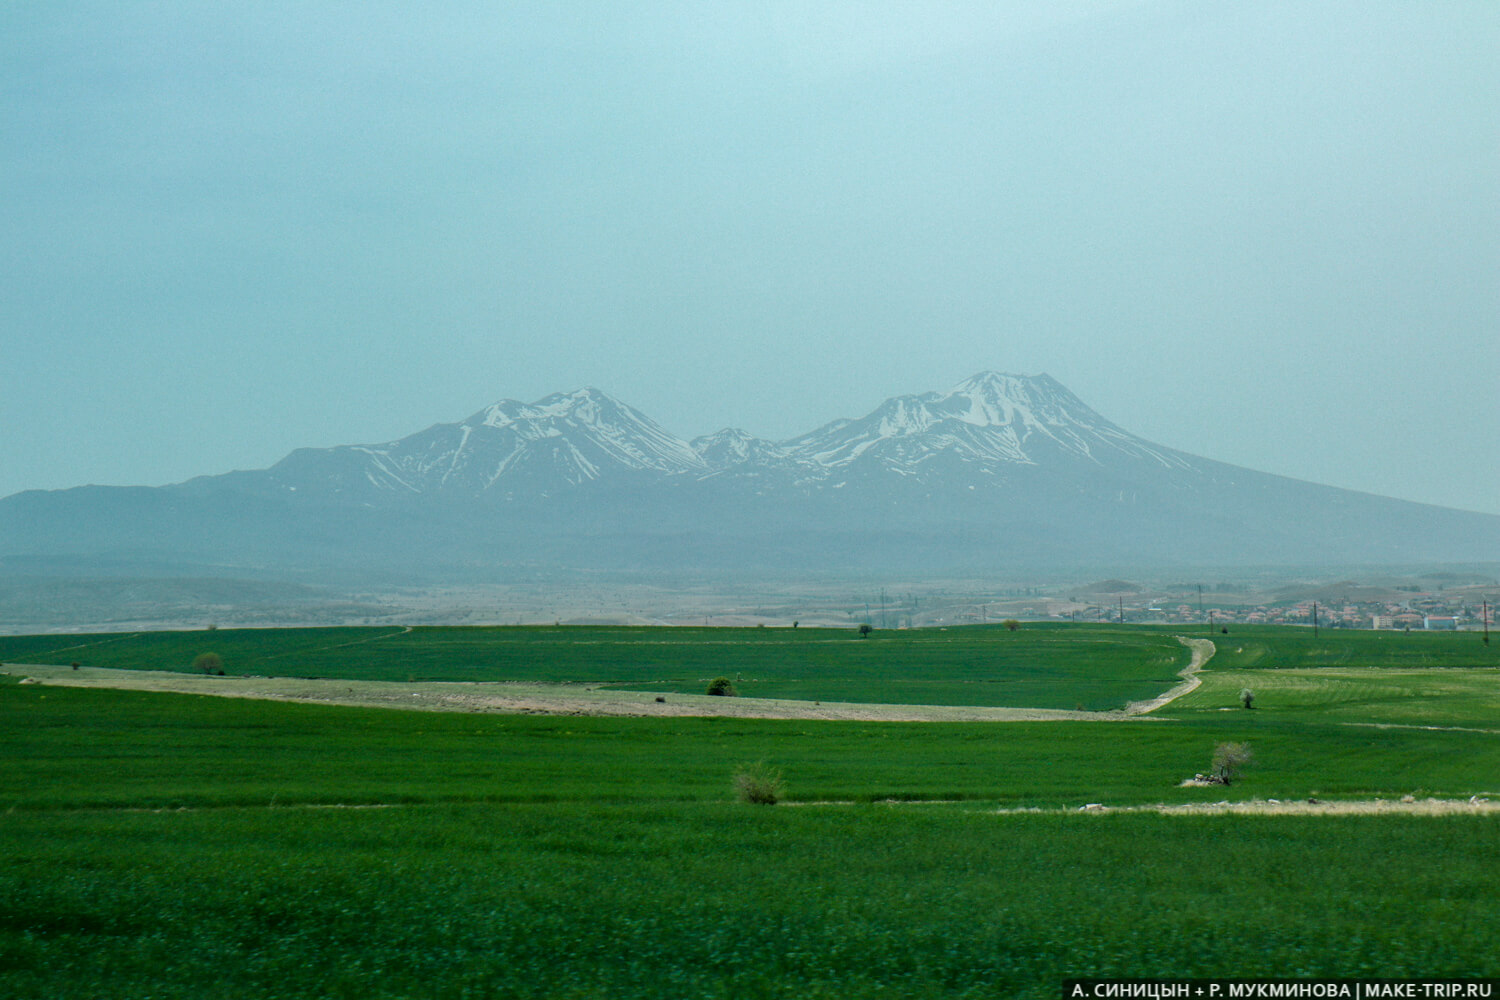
[6, 632, 144, 657]
[259, 624, 414, 660]
[1341, 721, 1500, 735]
[792, 796, 1500, 816]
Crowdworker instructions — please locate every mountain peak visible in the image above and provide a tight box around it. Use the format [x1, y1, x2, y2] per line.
[941, 372, 1077, 425]
[692, 428, 789, 470]
[543, 385, 620, 409]
[951, 370, 1037, 393]
[781, 370, 1186, 472]
[468, 386, 631, 431]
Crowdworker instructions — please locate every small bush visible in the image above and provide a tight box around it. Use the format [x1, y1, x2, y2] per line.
[706, 676, 738, 697]
[1209, 741, 1253, 785]
[733, 761, 785, 805]
[1002, 619, 1021, 632]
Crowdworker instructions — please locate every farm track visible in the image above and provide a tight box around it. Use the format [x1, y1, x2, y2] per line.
[4, 635, 1212, 721]
[1003, 797, 1500, 816]
[1121, 636, 1212, 715]
[786, 796, 1500, 815]
[34, 797, 1500, 818]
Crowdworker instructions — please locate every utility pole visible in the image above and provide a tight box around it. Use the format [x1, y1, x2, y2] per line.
[880, 589, 887, 630]
[1484, 599, 1490, 647]
[1118, 597, 1125, 625]
[1312, 601, 1319, 638]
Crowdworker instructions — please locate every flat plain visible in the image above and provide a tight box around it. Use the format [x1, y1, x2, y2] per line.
[3, 623, 1498, 998]
[0, 622, 1192, 709]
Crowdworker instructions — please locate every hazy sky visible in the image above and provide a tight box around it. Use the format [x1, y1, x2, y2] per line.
[4, 2, 1497, 514]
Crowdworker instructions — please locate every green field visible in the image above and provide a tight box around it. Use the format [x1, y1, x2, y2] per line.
[0, 623, 1192, 710]
[1171, 627, 1500, 728]
[4, 623, 1499, 997]
[1202, 625, 1498, 672]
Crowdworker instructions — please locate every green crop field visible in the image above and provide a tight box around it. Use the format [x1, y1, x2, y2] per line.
[1202, 625, 1498, 672]
[1170, 627, 1500, 728]
[3, 623, 1499, 997]
[0, 623, 1192, 710]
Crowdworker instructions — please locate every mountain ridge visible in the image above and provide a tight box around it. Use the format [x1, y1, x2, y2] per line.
[242, 371, 1205, 498]
[3, 371, 1496, 578]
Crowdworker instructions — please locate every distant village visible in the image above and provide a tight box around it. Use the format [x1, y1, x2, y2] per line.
[1057, 585, 1496, 632]
[1099, 597, 1485, 631]
[913, 576, 1500, 633]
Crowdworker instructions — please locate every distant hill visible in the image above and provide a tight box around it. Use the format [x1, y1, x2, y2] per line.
[4, 372, 1497, 580]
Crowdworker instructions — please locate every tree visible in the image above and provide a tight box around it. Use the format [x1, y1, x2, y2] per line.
[858, 623, 873, 638]
[1240, 688, 1255, 709]
[1002, 619, 1021, 632]
[706, 676, 738, 697]
[192, 652, 223, 675]
[1208, 742, 1252, 785]
[733, 761, 785, 805]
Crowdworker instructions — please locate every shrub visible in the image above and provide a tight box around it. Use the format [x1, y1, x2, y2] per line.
[706, 676, 738, 697]
[192, 652, 223, 675]
[733, 761, 785, 805]
[1002, 619, 1021, 631]
[1209, 742, 1253, 785]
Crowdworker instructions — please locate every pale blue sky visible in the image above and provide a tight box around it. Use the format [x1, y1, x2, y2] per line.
[3, 1, 1497, 513]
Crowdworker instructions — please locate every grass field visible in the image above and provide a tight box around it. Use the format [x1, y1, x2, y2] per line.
[0, 622, 1193, 710]
[1201, 625, 1498, 672]
[4, 623, 1499, 997]
[1167, 627, 1500, 728]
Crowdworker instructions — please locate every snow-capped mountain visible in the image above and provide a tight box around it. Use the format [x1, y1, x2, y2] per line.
[260, 372, 1197, 496]
[782, 372, 1193, 476]
[691, 428, 793, 472]
[5, 372, 1498, 577]
[265, 387, 705, 497]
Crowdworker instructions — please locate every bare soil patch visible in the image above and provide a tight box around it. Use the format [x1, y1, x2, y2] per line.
[5, 664, 1108, 721]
